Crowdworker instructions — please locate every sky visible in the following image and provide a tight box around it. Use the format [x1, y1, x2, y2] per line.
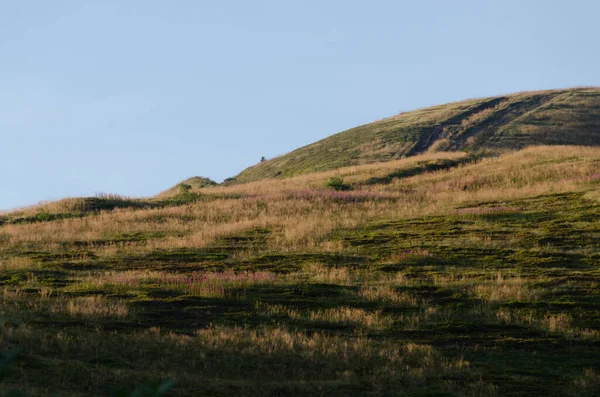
[2, 0, 599, 210]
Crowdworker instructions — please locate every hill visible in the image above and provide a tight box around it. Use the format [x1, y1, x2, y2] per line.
[155, 176, 217, 199]
[235, 87, 600, 182]
[2, 146, 600, 396]
[0, 177, 221, 226]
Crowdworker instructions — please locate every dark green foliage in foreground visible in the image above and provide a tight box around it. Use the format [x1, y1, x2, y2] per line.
[112, 380, 174, 397]
[0, 351, 19, 383]
[0, 348, 173, 397]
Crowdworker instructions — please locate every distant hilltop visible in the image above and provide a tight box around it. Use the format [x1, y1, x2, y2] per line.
[156, 176, 217, 199]
[233, 87, 600, 182]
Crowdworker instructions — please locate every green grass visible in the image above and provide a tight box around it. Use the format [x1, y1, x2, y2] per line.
[3, 139, 600, 395]
[2, 190, 600, 396]
[155, 176, 217, 200]
[235, 87, 600, 182]
[0, 192, 243, 228]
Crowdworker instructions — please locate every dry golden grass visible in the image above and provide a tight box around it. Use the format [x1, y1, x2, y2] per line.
[0, 285, 130, 321]
[0, 142, 596, 319]
[65, 269, 281, 300]
[471, 274, 540, 303]
[495, 309, 600, 340]
[5, 193, 140, 218]
[57, 296, 130, 320]
[9, 145, 600, 395]
[0, 319, 495, 396]
[398, 307, 440, 329]
[574, 368, 600, 391]
[583, 188, 600, 202]
[381, 249, 432, 264]
[303, 263, 356, 285]
[3, 146, 599, 262]
[8, 146, 600, 396]
[358, 286, 421, 307]
[427, 137, 451, 152]
[473, 283, 538, 303]
[542, 312, 573, 333]
[431, 272, 542, 303]
[191, 324, 471, 378]
[209, 151, 469, 195]
[0, 256, 37, 271]
[256, 303, 394, 330]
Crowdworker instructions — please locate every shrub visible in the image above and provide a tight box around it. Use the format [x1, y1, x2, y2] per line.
[178, 184, 192, 194]
[325, 177, 352, 191]
[169, 183, 201, 204]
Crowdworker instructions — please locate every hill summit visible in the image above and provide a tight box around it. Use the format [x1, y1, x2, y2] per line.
[157, 176, 217, 199]
[235, 87, 600, 182]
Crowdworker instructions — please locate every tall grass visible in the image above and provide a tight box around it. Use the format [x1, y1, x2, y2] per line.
[2, 145, 600, 395]
[2, 146, 599, 259]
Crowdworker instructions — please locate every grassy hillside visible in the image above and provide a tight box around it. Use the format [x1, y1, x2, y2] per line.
[235, 87, 600, 182]
[156, 176, 217, 199]
[0, 179, 221, 227]
[2, 146, 600, 396]
[0, 194, 152, 226]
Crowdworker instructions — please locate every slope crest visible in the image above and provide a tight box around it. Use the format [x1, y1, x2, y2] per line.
[236, 87, 600, 182]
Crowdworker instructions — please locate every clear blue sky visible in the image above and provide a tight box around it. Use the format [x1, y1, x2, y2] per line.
[2, 1, 599, 209]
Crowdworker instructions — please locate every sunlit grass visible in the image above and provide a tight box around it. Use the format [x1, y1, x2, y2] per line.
[256, 303, 394, 330]
[2, 145, 600, 395]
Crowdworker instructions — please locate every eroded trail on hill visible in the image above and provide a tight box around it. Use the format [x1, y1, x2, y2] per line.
[407, 96, 508, 155]
[450, 91, 565, 149]
[408, 91, 567, 154]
